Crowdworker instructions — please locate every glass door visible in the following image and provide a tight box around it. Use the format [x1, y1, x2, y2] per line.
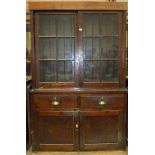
[36, 13, 76, 88]
[81, 12, 123, 88]
[34, 11, 125, 88]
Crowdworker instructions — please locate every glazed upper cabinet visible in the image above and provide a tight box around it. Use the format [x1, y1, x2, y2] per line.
[33, 11, 125, 88]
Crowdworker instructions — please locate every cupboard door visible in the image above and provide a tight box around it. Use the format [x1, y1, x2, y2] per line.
[32, 111, 78, 151]
[35, 13, 76, 87]
[81, 12, 124, 88]
[80, 110, 124, 150]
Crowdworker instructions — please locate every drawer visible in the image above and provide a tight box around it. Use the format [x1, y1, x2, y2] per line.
[32, 95, 77, 109]
[80, 95, 124, 109]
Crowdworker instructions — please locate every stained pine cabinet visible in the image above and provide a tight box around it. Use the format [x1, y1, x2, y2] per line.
[30, 9, 127, 151]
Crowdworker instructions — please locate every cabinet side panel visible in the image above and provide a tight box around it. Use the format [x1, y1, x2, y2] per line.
[30, 11, 36, 88]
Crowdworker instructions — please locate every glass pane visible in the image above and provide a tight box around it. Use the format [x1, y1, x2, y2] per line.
[92, 39, 100, 59]
[39, 38, 56, 59]
[83, 14, 100, 36]
[57, 38, 74, 59]
[57, 15, 74, 36]
[101, 14, 118, 36]
[82, 13, 119, 83]
[40, 61, 56, 82]
[92, 15, 100, 36]
[38, 14, 75, 84]
[84, 39, 92, 59]
[65, 39, 74, 59]
[102, 61, 118, 81]
[84, 61, 100, 82]
[57, 39, 65, 59]
[39, 15, 56, 36]
[57, 61, 64, 82]
[83, 15, 92, 36]
[65, 61, 73, 81]
[57, 61, 73, 82]
[84, 38, 100, 59]
[101, 38, 119, 58]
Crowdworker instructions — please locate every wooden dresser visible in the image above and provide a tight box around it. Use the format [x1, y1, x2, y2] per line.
[29, 1, 128, 151]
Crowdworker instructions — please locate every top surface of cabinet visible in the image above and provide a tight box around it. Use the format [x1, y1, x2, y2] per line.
[27, 1, 128, 11]
[31, 11, 126, 89]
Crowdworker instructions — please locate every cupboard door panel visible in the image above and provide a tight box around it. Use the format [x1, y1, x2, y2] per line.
[80, 110, 124, 150]
[32, 111, 77, 151]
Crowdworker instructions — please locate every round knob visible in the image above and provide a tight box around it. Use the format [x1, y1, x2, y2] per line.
[51, 100, 60, 106]
[99, 100, 106, 106]
[79, 28, 82, 31]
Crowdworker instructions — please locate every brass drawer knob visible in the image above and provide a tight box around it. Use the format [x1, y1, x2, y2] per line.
[99, 100, 106, 106]
[75, 124, 79, 129]
[79, 28, 82, 31]
[51, 100, 60, 106]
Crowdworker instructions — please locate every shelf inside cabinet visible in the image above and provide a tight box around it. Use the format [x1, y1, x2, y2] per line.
[39, 59, 74, 61]
[39, 36, 75, 38]
[84, 58, 119, 61]
[83, 35, 119, 38]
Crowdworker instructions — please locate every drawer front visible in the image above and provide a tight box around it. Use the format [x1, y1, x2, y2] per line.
[32, 95, 77, 109]
[80, 95, 124, 109]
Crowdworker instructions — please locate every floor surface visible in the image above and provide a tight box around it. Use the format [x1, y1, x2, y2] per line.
[27, 150, 128, 155]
